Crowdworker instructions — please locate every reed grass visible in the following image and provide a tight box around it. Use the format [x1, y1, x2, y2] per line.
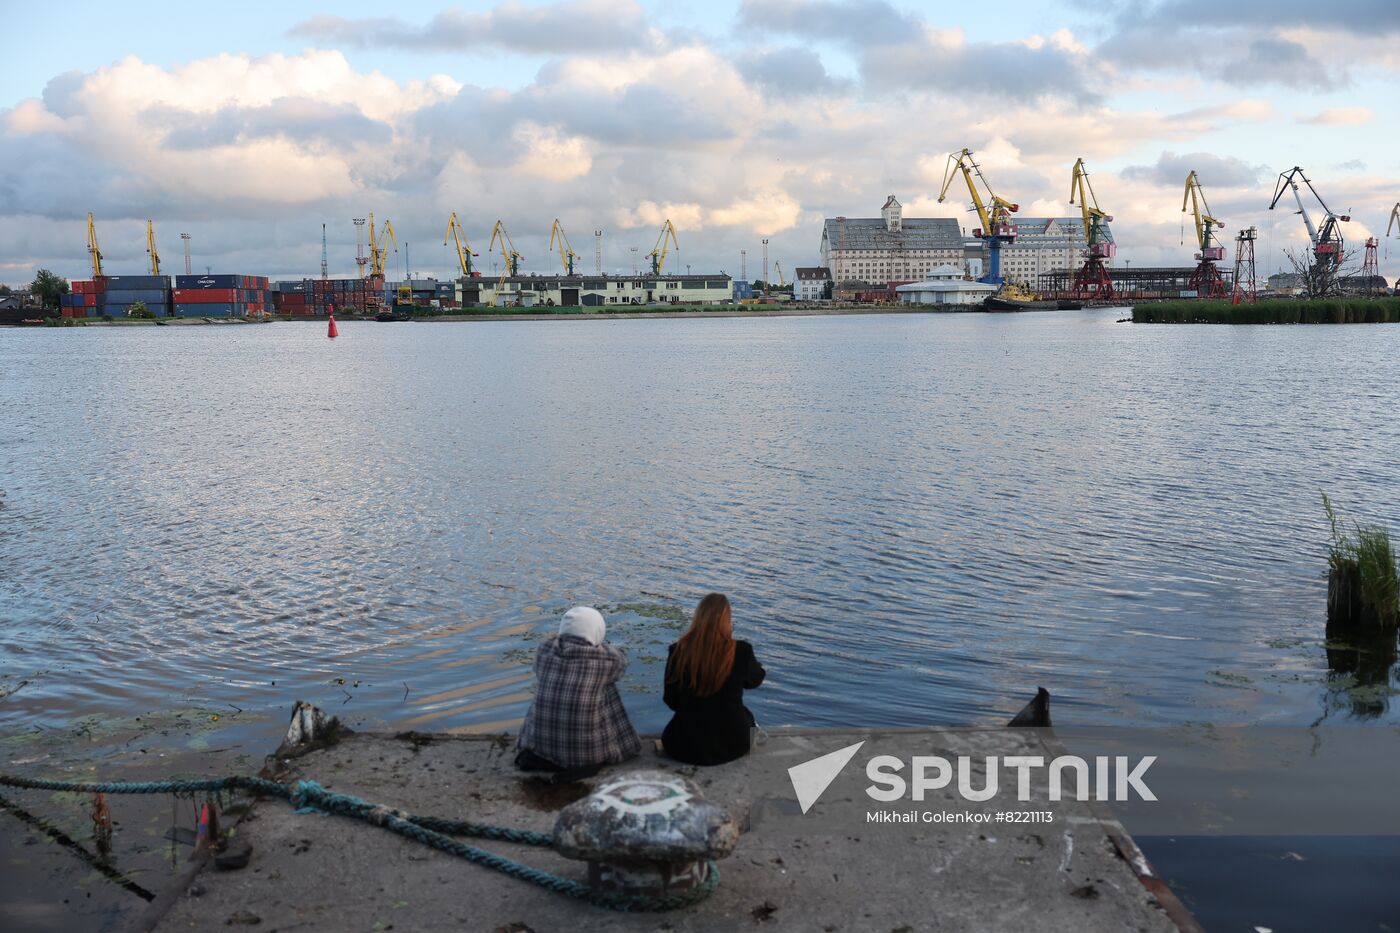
[1134, 297, 1400, 324]
[1324, 493, 1399, 629]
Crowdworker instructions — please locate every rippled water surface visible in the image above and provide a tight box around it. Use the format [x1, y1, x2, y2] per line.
[4, 311, 1400, 740]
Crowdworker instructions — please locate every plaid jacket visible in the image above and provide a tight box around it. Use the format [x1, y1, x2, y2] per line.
[517, 634, 642, 769]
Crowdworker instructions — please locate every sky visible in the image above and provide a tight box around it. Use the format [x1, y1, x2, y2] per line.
[1, 0, 1398, 286]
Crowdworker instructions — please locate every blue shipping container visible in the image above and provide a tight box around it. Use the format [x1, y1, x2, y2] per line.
[101, 275, 170, 290]
[175, 274, 242, 289]
[103, 289, 170, 304]
[174, 303, 242, 317]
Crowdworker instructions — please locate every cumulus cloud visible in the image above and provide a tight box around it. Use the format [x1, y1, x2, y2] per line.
[738, 48, 851, 97]
[288, 0, 654, 53]
[1122, 151, 1270, 188]
[737, 0, 922, 44]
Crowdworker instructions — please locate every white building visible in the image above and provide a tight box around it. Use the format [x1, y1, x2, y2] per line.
[461, 274, 734, 307]
[820, 196, 965, 287]
[997, 218, 1114, 287]
[794, 266, 831, 300]
[895, 266, 997, 306]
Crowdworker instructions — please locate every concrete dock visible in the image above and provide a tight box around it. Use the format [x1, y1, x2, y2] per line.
[145, 726, 1193, 932]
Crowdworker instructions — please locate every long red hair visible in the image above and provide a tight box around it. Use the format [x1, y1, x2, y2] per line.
[668, 593, 736, 698]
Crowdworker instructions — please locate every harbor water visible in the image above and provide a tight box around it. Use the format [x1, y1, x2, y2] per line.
[2, 310, 1399, 930]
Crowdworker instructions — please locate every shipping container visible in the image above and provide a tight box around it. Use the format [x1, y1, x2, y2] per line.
[174, 303, 243, 317]
[103, 288, 170, 304]
[102, 275, 170, 290]
[175, 274, 242, 289]
[173, 288, 239, 303]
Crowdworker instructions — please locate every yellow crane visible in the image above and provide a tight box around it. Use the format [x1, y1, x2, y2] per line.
[1181, 171, 1227, 298]
[488, 220, 522, 307]
[646, 219, 679, 275]
[444, 212, 478, 277]
[773, 261, 786, 287]
[145, 220, 161, 276]
[367, 212, 397, 278]
[1068, 158, 1116, 296]
[87, 212, 103, 278]
[549, 219, 580, 276]
[938, 148, 1018, 284]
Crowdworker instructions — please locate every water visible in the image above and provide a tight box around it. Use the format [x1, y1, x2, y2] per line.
[2, 311, 1399, 928]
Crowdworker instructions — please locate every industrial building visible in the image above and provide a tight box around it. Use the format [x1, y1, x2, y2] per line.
[820, 197, 966, 288]
[894, 266, 997, 306]
[998, 218, 1113, 287]
[464, 274, 732, 307]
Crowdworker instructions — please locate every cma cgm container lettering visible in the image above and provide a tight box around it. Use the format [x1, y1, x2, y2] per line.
[175, 274, 243, 289]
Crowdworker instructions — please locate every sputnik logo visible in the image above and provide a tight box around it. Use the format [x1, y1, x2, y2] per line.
[787, 741, 865, 814]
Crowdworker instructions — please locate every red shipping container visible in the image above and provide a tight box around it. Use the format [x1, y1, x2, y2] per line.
[85, 294, 97, 307]
[173, 288, 238, 303]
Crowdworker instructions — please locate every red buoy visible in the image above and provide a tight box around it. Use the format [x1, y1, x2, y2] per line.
[327, 313, 339, 338]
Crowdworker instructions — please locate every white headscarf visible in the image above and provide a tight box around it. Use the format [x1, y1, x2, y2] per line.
[558, 606, 606, 646]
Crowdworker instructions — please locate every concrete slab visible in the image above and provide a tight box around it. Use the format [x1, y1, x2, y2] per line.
[150, 728, 1183, 933]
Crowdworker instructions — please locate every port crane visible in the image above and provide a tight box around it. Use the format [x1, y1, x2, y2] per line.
[549, 219, 580, 276]
[367, 213, 398, 279]
[646, 219, 679, 275]
[938, 148, 1018, 285]
[87, 212, 103, 278]
[1385, 202, 1400, 261]
[444, 212, 479, 277]
[1269, 167, 1348, 274]
[1182, 171, 1227, 298]
[488, 220, 522, 307]
[773, 261, 785, 288]
[146, 220, 161, 276]
[1069, 158, 1116, 298]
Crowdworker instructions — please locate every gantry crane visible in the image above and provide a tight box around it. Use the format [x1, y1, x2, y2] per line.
[87, 212, 103, 278]
[488, 221, 522, 307]
[1182, 171, 1227, 298]
[367, 212, 398, 279]
[549, 219, 580, 276]
[145, 220, 161, 276]
[1269, 167, 1348, 275]
[1069, 158, 1116, 298]
[646, 219, 679, 275]
[938, 148, 1018, 285]
[444, 212, 479, 278]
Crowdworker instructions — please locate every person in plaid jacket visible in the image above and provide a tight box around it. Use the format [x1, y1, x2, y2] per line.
[516, 606, 642, 774]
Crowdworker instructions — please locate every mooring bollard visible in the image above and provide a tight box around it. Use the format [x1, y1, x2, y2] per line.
[278, 700, 330, 754]
[552, 771, 738, 896]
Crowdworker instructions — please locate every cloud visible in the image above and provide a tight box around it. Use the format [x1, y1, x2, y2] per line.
[288, 0, 653, 53]
[1297, 106, 1374, 125]
[1122, 151, 1270, 188]
[736, 0, 921, 44]
[1098, 27, 1342, 89]
[738, 48, 850, 97]
[1106, 0, 1400, 37]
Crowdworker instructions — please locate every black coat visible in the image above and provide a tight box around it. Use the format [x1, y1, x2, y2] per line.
[662, 640, 765, 766]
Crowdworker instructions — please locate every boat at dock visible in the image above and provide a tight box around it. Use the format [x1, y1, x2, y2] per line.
[983, 283, 1061, 312]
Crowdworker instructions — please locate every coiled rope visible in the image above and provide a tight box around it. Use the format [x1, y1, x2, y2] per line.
[0, 773, 719, 912]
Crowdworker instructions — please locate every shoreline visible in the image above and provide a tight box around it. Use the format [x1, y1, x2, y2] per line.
[6, 304, 1130, 327]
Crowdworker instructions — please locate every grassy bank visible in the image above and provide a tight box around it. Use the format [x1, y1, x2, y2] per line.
[1133, 296, 1400, 324]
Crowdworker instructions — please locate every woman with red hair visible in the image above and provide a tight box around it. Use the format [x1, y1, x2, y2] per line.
[661, 593, 766, 765]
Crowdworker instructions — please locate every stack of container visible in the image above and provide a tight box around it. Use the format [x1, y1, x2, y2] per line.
[99, 275, 172, 317]
[271, 278, 370, 315]
[60, 276, 172, 317]
[173, 274, 270, 317]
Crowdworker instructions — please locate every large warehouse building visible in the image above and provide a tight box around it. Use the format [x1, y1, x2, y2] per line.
[820, 196, 965, 287]
[820, 196, 1114, 289]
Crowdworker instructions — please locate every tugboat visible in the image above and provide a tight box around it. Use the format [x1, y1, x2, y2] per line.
[983, 283, 1060, 312]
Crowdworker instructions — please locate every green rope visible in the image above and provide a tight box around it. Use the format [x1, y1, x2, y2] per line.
[0, 773, 719, 912]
